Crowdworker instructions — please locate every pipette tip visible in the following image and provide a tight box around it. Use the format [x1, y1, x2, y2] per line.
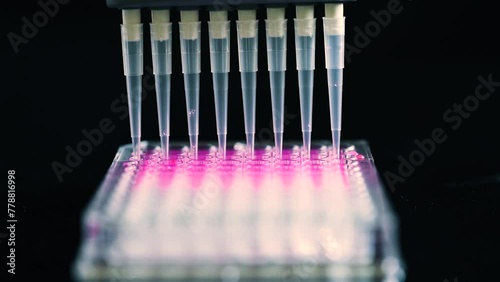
[332, 129, 341, 158]
[302, 131, 311, 158]
[159, 135, 169, 159]
[189, 134, 198, 159]
[217, 133, 227, 158]
[274, 132, 283, 158]
[131, 137, 141, 158]
[245, 133, 255, 157]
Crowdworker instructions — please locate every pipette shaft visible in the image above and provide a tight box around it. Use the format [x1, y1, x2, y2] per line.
[121, 9, 143, 157]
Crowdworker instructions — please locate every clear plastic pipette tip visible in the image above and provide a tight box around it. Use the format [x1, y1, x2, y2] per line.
[294, 12, 316, 159]
[213, 71, 228, 158]
[236, 15, 258, 159]
[208, 14, 229, 160]
[150, 12, 172, 160]
[189, 134, 198, 159]
[245, 133, 255, 157]
[269, 70, 285, 159]
[121, 10, 143, 160]
[332, 129, 341, 158]
[323, 4, 345, 160]
[132, 137, 141, 158]
[179, 13, 201, 161]
[274, 132, 283, 158]
[159, 135, 169, 159]
[217, 134, 226, 158]
[302, 131, 311, 157]
[266, 11, 287, 161]
[126, 77, 142, 158]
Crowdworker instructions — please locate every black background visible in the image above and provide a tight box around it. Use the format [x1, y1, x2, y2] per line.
[2, 0, 500, 281]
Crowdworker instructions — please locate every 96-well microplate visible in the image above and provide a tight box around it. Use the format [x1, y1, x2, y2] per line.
[74, 141, 405, 281]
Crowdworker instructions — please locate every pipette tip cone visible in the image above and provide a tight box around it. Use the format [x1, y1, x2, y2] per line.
[218, 133, 227, 159]
[189, 134, 198, 159]
[274, 132, 283, 158]
[302, 131, 311, 158]
[245, 133, 255, 157]
[332, 129, 341, 158]
[160, 135, 169, 159]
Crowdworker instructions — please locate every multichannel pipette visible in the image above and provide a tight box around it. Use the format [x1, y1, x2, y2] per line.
[76, 1, 408, 281]
[115, 1, 349, 159]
